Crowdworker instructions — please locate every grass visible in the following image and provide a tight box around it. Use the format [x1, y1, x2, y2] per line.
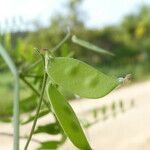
[0, 72, 13, 117]
[0, 72, 31, 119]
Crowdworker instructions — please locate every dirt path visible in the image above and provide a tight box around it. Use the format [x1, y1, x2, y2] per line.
[60, 80, 150, 150]
[0, 80, 150, 150]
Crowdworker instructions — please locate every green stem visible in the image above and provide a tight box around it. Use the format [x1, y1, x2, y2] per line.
[14, 75, 20, 150]
[20, 75, 51, 111]
[51, 29, 70, 52]
[24, 73, 48, 150]
[20, 75, 66, 147]
[0, 44, 20, 150]
[20, 75, 40, 96]
[20, 74, 42, 78]
[23, 59, 42, 73]
[21, 30, 70, 75]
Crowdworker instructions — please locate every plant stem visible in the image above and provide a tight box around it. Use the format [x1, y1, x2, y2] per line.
[20, 75, 40, 96]
[23, 59, 42, 73]
[14, 75, 20, 150]
[51, 29, 70, 52]
[0, 44, 20, 150]
[24, 73, 48, 150]
[20, 75, 51, 111]
[21, 74, 42, 78]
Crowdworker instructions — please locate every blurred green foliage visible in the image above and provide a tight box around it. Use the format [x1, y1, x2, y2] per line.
[0, 3, 149, 80]
[0, 1, 149, 121]
[0, 1, 149, 148]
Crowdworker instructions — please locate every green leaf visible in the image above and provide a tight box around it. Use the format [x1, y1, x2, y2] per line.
[21, 109, 49, 125]
[47, 84, 92, 150]
[72, 35, 114, 56]
[38, 140, 62, 150]
[34, 123, 61, 135]
[48, 57, 120, 98]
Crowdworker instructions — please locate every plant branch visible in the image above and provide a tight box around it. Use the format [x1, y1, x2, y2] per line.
[0, 44, 20, 150]
[22, 59, 42, 73]
[20, 74, 42, 78]
[20, 75, 51, 111]
[51, 28, 70, 52]
[24, 73, 48, 150]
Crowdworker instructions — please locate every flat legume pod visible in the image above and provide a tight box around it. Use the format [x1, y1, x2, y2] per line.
[48, 57, 120, 98]
[47, 84, 92, 150]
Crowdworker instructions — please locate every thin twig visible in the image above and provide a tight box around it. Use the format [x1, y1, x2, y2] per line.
[22, 59, 42, 73]
[51, 28, 71, 52]
[0, 44, 20, 150]
[19, 75, 51, 111]
[20, 74, 42, 78]
[24, 73, 48, 150]
[20, 29, 70, 75]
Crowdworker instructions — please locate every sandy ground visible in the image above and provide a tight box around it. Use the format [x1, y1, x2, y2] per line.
[0, 80, 150, 150]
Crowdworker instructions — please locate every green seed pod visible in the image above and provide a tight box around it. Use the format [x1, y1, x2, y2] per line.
[48, 57, 120, 98]
[47, 84, 92, 150]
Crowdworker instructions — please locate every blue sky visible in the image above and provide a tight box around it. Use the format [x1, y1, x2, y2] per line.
[0, 0, 150, 30]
